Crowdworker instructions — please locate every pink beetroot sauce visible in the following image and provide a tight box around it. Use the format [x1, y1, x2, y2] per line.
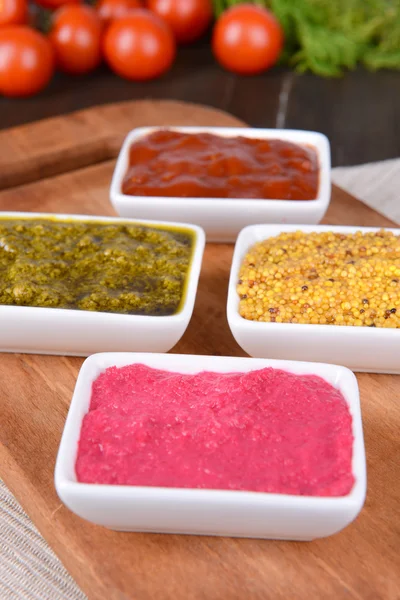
[75, 364, 355, 496]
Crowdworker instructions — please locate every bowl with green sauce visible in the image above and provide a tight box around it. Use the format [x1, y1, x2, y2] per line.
[0, 212, 205, 356]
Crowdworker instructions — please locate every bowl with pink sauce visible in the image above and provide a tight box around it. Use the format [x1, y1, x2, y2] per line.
[55, 352, 366, 541]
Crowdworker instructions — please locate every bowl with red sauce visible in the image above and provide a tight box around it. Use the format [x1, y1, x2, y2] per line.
[110, 127, 331, 242]
[55, 352, 366, 540]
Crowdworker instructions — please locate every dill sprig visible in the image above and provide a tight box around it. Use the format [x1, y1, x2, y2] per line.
[213, 0, 400, 76]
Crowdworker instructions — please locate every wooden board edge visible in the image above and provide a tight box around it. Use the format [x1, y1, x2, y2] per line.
[0, 100, 245, 191]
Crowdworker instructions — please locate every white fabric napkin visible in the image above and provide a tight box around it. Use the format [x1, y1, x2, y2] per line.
[1, 159, 399, 600]
[332, 159, 400, 224]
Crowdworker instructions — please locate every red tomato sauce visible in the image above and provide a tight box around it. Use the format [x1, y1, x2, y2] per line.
[76, 364, 354, 496]
[122, 130, 319, 200]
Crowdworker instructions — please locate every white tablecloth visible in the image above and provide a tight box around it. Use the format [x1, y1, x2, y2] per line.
[1, 158, 399, 600]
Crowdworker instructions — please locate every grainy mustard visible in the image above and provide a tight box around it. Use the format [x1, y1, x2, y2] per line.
[237, 230, 400, 328]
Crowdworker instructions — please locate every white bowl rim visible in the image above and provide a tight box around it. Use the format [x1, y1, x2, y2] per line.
[227, 223, 400, 335]
[55, 352, 366, 511]
[0, 211, 205, 324]
[110, 125, 331, 208]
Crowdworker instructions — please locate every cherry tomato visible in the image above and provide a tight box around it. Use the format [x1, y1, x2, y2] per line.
[212, 4, 283, 76]
[49, 4, 102, 75]
[35, 0, 81, 9]
[0, 0, 27, 27]
[103, 9, 176, 81]
[147, 0, 212, 44]
[97, 0, 142, 26]
[0, 26, 54, 96]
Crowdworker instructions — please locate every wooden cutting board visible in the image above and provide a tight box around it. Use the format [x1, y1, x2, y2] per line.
[0, 100, 399, 600]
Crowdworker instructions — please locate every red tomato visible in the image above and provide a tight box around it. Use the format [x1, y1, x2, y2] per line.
[0, 26, 54, 96]
[35, 0, 81, 9]
[97, 0, 143, 26]
[147, 0, 212, 44]
[49, 4, 102, 75]
[103, 9, 176, 81]
[0, 0, 27, 26]
[212, 4, 283, 75]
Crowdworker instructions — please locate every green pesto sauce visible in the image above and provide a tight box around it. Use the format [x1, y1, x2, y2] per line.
[0, 218, 194, 316]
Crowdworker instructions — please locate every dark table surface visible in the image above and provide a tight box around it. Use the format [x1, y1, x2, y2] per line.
[0, 40, 399, 167]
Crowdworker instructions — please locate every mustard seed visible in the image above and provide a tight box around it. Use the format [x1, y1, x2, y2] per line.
[238, 230, 400, 328]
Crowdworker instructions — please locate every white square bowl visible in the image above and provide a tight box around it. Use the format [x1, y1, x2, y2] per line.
[227, 224, 400, 373]
[55, 352, 366, 541]
[110, 127, 331, 243]
[0, 212, 205, 356]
